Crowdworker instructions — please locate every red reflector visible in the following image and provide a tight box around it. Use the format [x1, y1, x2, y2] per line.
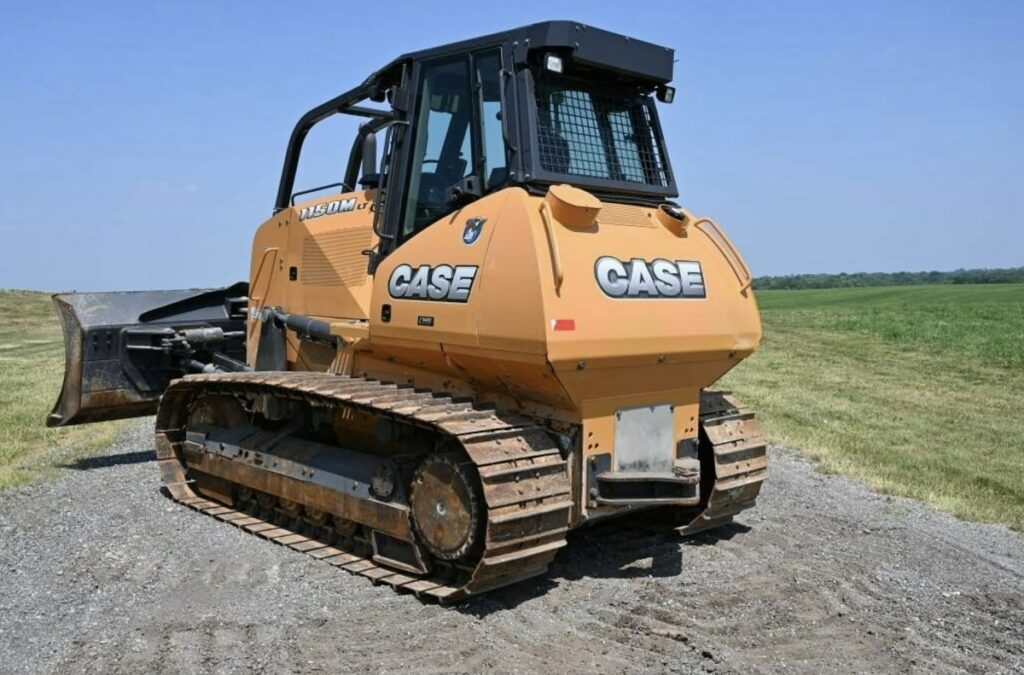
[552, 319, 575, 331]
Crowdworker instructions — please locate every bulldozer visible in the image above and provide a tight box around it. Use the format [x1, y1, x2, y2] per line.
[47, 21, 766, 601]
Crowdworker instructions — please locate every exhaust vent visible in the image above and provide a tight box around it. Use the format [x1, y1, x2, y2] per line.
[301, 228, 372, 287]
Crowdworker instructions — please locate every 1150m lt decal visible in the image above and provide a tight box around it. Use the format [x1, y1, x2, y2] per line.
[388, 264, 478, 302]
[595, 257, 706, 299]
[298, 198, 371, 221]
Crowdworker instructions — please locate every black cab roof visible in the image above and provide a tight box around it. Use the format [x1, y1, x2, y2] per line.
[381, 20, 674, 85]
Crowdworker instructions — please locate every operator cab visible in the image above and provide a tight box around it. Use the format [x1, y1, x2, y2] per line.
[276, 21, 679, 267]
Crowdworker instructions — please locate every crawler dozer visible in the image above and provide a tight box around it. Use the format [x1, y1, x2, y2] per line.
[48, 21, 766, 601]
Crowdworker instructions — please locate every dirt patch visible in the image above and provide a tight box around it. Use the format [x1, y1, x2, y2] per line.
[0, 421, 1021, 673]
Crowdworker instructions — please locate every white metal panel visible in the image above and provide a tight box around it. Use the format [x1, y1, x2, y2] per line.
[614, 404, 674, 472]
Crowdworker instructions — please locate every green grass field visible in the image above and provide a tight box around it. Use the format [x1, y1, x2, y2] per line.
[721, 283, 1024, 531]
[1, 285, 1022, 532]
[0, 291, 123, 488]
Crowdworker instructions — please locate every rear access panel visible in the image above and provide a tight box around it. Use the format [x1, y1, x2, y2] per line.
[590, 403, 700, 507]
[613, 404, 674, 472]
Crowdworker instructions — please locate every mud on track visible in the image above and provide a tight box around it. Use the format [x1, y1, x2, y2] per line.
[0, 421, 1021, 674]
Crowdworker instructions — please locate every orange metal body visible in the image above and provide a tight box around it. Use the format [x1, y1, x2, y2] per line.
[247, 183, 761, 519]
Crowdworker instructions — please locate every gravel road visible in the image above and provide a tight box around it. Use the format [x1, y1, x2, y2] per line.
[1, 420, 1021, 674]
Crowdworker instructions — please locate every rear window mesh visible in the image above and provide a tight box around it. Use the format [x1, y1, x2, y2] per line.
[534, 75, 670, 188]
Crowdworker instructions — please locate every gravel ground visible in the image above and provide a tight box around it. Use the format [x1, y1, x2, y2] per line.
[0, 420, 1021, 674]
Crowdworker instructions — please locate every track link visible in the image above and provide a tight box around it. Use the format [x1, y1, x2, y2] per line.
[677, 390, 768, 535]
[154, 372, 572, 603]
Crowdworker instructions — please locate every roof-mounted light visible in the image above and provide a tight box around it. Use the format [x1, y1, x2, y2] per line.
[656, 85, 675, 104]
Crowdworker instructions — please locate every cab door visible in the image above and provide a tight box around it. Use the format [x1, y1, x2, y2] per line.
[369, 50, 508, 353]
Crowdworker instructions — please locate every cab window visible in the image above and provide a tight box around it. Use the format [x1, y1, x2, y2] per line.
[401, 57, 474, 239]
[398, 50, 506, 243]
[475, 50, 507, 191]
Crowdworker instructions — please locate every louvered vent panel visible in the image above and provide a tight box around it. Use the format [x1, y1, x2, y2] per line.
[597, 203, 654, 228]
[301, 228, 372, 287]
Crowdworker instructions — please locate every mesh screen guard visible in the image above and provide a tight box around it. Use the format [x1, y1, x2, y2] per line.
[533, 73, 671, 189]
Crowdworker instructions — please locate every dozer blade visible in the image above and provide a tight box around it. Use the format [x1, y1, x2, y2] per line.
[47, 283, 248, 427]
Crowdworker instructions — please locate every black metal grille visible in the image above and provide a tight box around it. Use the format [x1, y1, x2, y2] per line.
[534, 75, 670, 188]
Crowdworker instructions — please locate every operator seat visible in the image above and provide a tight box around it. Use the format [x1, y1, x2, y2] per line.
[537, 125, 572, 174]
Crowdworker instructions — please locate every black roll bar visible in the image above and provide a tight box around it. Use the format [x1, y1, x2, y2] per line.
[273, 81, 394, 213]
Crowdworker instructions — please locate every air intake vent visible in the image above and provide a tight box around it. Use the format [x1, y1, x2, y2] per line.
[301, 228, 372, 287]
[597, 203, 654, 228]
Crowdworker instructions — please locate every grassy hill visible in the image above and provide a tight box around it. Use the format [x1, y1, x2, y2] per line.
[0, 291, 123, 488]
[721, 283, 1024, 530]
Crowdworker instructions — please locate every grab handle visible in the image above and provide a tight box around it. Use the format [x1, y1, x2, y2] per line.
[695, 218, 753, 293]
[538, 201, 564, 293]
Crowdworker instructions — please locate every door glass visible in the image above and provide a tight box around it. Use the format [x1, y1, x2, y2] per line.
[400, 58, 474, 240]
[474, 50, 507, 191]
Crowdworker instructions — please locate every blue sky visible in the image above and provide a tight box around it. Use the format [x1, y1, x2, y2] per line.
[1, 0, 1020, 291]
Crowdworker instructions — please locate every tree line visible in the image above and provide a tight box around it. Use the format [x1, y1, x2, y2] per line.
[753, 267, 1024, 290]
